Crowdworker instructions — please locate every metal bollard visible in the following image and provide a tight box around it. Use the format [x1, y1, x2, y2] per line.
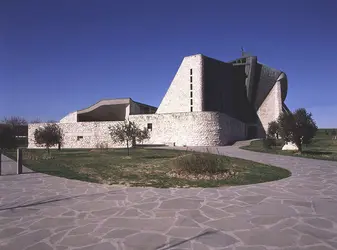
[17, 148, 22, 174]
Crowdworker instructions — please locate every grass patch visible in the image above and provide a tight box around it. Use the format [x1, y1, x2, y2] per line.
[242, 129, 337, 161]
[3, 148, 290, 188]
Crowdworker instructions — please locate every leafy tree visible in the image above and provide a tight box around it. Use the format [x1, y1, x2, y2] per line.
[0, 125, 16, 149]
[267, 121, 279, 139]
[277, 108, 318, 152]
[136, 127, 150, 145]
[34, 123, 64, 154]
[109, 120, 142, 156]
[325, 129, 329, 135]
[3, 116, 27, 126]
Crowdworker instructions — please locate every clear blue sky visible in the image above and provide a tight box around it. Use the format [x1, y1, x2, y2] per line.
[1, 0, 336, 127]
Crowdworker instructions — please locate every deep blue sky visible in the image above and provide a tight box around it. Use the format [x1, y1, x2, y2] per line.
[1, 0, 336, 127]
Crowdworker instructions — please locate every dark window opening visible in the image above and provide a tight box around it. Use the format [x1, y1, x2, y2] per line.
[190, 76, 192, 82]
[190, 107, 193, 112]
[190, 99, 193, 105]
[190, 69, 193, 75]
[77, 136, 83, 141]
[190, 92, 193, 98]
[190, 84, 193, 90]
[147, 123, 152, 131]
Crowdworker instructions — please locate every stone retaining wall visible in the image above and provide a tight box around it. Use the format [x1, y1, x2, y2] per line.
[28, 112, 246, 148]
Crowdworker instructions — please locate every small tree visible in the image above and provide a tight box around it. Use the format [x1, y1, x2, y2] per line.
[277, 108, 318, 152]
[34, 123, 63, 154]
[136, 128, 150, 145]
[267, 121, 279, 139]
[109, 120, 141, 156]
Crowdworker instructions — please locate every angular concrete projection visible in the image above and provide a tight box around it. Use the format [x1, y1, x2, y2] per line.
[28, 53, 289, 148]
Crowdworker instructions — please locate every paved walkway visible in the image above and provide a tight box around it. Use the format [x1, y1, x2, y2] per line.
[0, 147, 337, 250]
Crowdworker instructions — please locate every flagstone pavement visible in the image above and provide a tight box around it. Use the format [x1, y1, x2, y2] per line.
[1, 146, 337, 250]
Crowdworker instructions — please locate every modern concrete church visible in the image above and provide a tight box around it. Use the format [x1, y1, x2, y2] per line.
[28, 54, 289, 148]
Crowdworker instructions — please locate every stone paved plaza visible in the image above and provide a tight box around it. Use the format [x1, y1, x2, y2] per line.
[1, 146, 337, 250]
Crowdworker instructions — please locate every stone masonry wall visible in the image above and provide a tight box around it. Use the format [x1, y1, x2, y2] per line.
[28, 112, 246, 148]
[156, 54, 203, 113]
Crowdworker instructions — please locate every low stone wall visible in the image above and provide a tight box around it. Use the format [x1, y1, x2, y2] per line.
[28, 111, 246, 148]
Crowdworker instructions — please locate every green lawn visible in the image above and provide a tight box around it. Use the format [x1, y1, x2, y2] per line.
[242, 129, 337, 161]
[4, 148, 290, 188]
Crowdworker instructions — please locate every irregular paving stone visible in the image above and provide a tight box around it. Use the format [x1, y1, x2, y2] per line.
[167, 227, 205, 238]
[0, 229, 51, 250]
[77, 242, 117, 250]
[235, 247, 268, 250]
[0, 227, 25, 239]
[200, 205, 231, 219]
[313, 199, 337, 216]
[166, 237, 192, 249]
[26, 242, 53, 250]
[196, 230, 238, 248]
[59, 235, 100, 247]
[236, 195, 267, 205]
[179, 210, 209, 223]
[205, 216, 255, 231]
[160, 198, 203, 209]
[133, 202, 158, 210]
[69, 224, 97, 235]
[103, 229, 139, 239]
[123, 232, 167, 250]
[283, 199, 312, 207]
[102, 217, 173, 231]
[175, 216, 201, 227]
[70, 201, 116, 211]
[299, 234, 322, 246]
[303, 218, 334, 229]
[30, 217, 76, 229]
[294, 224, 337, 240]
[250, 216, 285, 226]
[235, 228, 297, 247]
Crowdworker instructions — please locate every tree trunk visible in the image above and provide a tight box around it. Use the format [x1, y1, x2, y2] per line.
[58, 143, 61, 151]
[127, 140, 129, 156]
[47, 146, 50, 154]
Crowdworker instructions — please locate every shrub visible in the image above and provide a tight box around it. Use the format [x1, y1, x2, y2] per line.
[263, 138, 276, 149]
[170, 153, 231, 175]
[267, 121, 279, 139]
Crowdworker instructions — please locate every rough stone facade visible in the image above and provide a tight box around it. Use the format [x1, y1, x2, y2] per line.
[28, 112, 246, 148]
[156, 55, 203, 113]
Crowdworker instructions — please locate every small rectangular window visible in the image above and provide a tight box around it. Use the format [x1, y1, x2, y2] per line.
[190, 99, 193, 105]
[190, 84, 193, 90]
[190, 107, 193, 112]
[190, 92, 193, 98]
[190, 76, 192, 82]
[190, 69, 193, 75]
[147, 123, 152, 131]
[77, 136, 83, 141]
